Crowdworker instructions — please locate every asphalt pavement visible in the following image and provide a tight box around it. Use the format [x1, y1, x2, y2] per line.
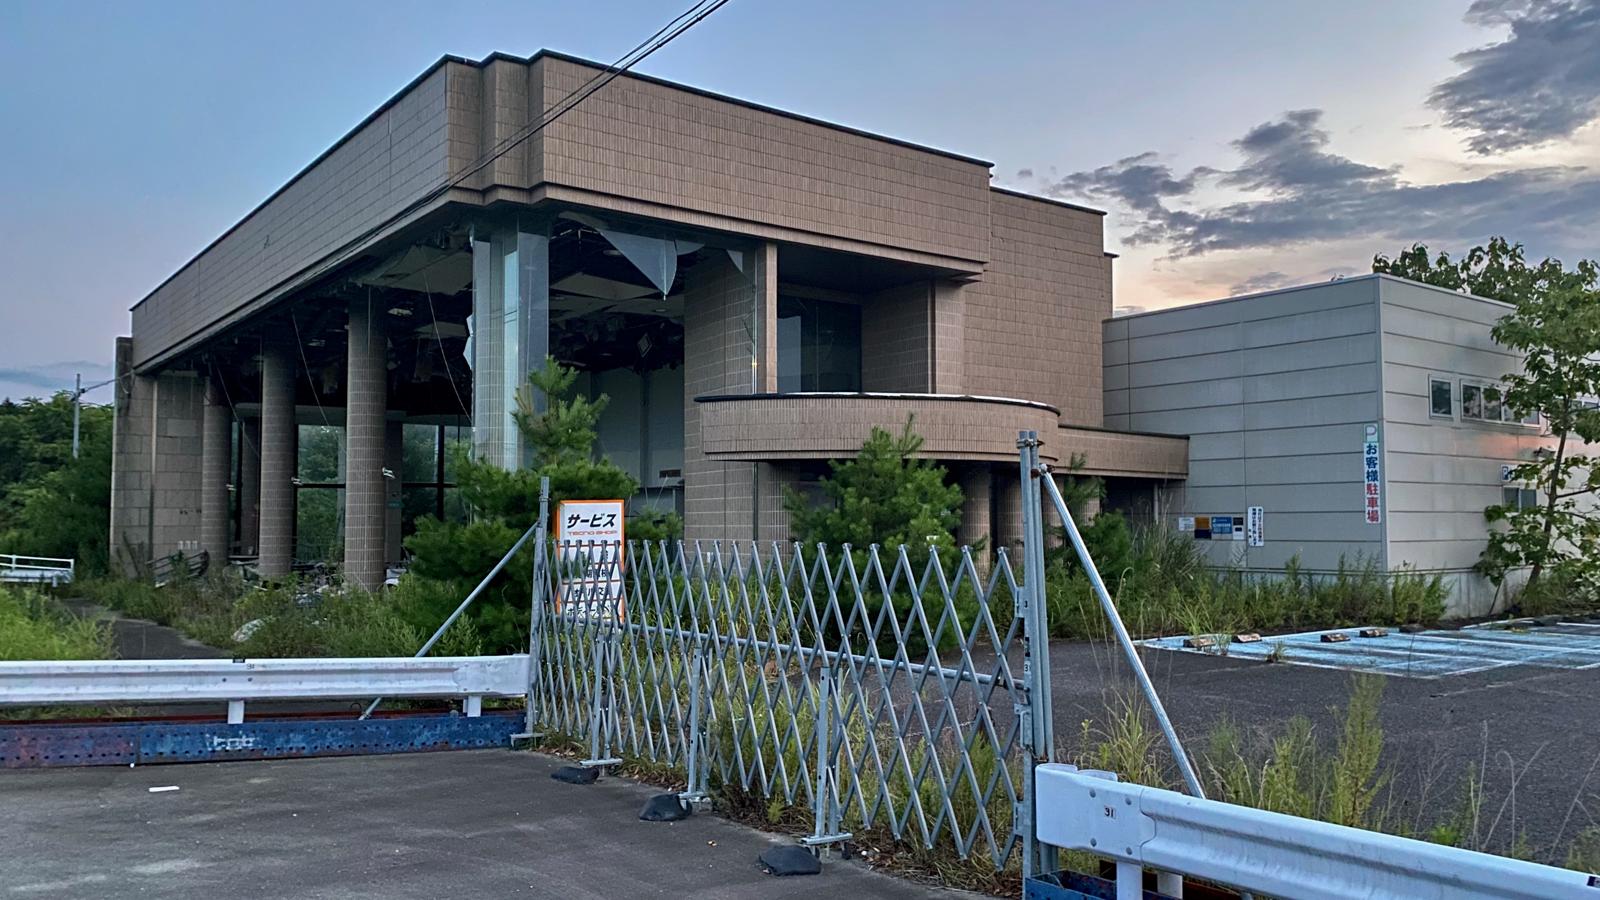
[0, 750, 972, 900]
[59, 598, 226, 660]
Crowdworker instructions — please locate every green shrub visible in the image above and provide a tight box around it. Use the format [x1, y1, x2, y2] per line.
[1507, 569, 1596, 617]
[405, 358, 653, 652]
[1568, 827, 1600, 873]
[76, 568, 253, 648]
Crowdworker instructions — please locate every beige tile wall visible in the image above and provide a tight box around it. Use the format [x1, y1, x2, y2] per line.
[531, 56, 993, 267]
[964, 192, 1110, 426]
[861, 281, 933, 393]
[682, 246, 774, 542]
[698, 395, 1064, 464]
[110, 344, 206, 572]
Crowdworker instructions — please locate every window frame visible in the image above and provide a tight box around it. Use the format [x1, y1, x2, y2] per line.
[1459, 378, 1542, 428]
[1502, 485, 1539, 510]
[1427, 375, 1454, 419]
[1460, 381, 1486, 421]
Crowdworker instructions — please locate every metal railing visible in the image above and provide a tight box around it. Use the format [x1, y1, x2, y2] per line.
[0, 656, 529, 723]
[0, 554, 76, 587]
[1034, 764, 1600, 900]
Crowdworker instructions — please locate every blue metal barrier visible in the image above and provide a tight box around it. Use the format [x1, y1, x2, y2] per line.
[0, 711, 521, 768]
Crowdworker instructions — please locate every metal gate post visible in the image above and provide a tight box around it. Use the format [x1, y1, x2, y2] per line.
[521, 477, 551, 740]
[803, 662, 851, 853]
[1017, 429, 1059, 878]
[679, 642, 710, 805]
[583, 631, 622, 769]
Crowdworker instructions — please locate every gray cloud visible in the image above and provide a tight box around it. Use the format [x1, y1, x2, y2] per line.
[1430, 0, 1600, 154]
[1228, 271, 1293, 295]
[1229, 267, 1358, 296]
[0, 362, 113, 403]
[1039, 108, 1600, 259]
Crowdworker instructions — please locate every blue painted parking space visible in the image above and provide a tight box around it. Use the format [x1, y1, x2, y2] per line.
[1140, 622, 1600, 679]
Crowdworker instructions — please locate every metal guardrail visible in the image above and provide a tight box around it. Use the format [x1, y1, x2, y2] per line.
[1033, 765, 1600, 900]
[0, 655, 530, 723]
[0, 554, 75, 587]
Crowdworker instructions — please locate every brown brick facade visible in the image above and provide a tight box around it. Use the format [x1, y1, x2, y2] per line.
[113, 50, 1189, 564]
[964, 191, 1110, 426]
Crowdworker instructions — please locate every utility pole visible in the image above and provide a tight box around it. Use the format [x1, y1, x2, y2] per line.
[72, 372, 82, 460]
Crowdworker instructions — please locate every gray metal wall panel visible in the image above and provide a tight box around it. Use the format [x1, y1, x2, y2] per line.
[1244, 363, 1378, 403]
[1374, 276, 1577, 613]
[1125, 351, 1243, 388]
[1105, 277, 1384, 570]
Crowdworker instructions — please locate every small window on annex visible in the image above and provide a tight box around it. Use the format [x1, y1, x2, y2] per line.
[1482, 386, 1504, 421]
[777, 296, 862, 393]
[1503, 486, 1539, 510]
[1462, 383, 1485, 420]
[1429, 377, 1453, 418]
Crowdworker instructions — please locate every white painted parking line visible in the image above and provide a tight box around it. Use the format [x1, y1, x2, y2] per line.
[1140, 625, 1600, 679]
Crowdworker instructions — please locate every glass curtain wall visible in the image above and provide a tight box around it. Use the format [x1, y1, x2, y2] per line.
[471, 226, 550, 469]
[776, 296, 862, 392]
[468, 211, 758, 529]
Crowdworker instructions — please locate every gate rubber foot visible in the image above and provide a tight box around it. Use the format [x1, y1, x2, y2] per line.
[551, 765, 599, 785]
[759, 845, 821, 876]
[639, 793, 692, 822]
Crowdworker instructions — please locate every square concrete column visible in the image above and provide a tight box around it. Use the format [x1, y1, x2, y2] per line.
[257, 343, 297, 578]
[957, 465, 993, 571]
[994, 469, 1024, 561]
[344, 297, 388, 590]
[238, 418, 261, 556]
[682, 242, 777, 542]
[199, 377, 233, 562]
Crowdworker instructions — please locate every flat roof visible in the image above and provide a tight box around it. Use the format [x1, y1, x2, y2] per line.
[990, 185, 1106, 217]
[1105, 272, 1514, 325]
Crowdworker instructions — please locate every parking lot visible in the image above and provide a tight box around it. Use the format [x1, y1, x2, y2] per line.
[1049, 623, 1600, 864]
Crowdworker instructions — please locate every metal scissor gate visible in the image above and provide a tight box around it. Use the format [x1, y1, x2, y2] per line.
[519, 434, 1064, 870]
[528, 524, 1045, 867]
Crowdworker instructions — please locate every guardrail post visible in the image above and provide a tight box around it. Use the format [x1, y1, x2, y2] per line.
[1115, 862, 1143, 900]
[227, 700, 244, 725]
[464, 695, 482, 718]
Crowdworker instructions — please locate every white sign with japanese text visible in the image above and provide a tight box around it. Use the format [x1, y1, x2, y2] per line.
[1362, 424, 1382, 525]
[1246, 506, 1264, 547]
[556, 499, 626, 622]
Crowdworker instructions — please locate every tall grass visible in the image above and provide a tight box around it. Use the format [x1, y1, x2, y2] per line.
[0, 585, 112, 661]
[75, 572, 481, 658]
[1047, 524, 1449, 640]
[1073, 676, 1598, 868]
